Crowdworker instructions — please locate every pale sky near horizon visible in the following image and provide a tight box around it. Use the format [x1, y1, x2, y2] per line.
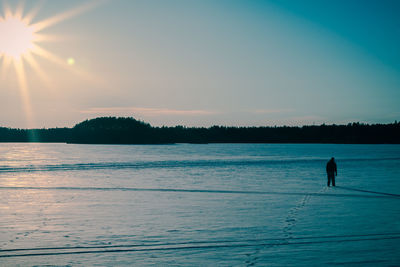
[1, 0, 399, 128]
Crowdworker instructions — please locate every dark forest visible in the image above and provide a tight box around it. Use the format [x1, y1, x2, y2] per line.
[0, 117, 399, 144]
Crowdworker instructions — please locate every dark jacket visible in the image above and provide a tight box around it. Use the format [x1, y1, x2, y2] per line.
[326, 160, 337, 175]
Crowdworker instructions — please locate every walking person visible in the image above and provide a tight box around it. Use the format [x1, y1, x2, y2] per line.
[326, 157, 337, 186]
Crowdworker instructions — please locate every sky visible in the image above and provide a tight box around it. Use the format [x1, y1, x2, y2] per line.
[0, 0, 399, 128]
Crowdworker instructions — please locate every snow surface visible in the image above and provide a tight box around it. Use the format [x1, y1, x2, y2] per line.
[0, 143, 399, 266]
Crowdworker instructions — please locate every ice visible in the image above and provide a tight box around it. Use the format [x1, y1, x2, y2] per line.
[0, 143, 399, 265]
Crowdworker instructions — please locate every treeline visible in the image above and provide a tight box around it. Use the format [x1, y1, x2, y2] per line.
[0, 117, 399, 144]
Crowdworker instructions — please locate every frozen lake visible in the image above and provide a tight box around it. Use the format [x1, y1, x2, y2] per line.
[0, 143, 399, 266]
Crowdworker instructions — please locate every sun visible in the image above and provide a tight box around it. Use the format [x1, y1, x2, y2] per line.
[0, 1, 105, 132]
[0, 1, 105, 69]
[0, 16, 36, 60]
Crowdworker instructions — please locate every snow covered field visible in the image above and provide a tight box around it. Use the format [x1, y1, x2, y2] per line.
[0, 143, 399, 266]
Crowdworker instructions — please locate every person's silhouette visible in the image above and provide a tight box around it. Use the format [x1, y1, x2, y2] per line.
[326, 157, 337, 186]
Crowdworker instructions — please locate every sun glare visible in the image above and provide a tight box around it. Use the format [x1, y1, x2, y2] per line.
[0, 16, 35, 59]
[0, 1, 104, 132]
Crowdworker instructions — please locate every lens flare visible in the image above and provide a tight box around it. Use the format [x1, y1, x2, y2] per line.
[67, 58, 75, 65]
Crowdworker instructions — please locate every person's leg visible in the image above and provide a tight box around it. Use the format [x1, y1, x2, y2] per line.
[327, 174, 331, 186]
[332, 175, 335, 186]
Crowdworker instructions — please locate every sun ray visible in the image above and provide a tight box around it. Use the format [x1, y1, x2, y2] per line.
[31, 44, 69, 66]
[34, 33, 75, 43]
[32, 0, 107, 32]
[22, 1, 44, 24]
[31, 44, 105, 86]
[2, 2, 12, 19]
[14, 1, 25, 20]
[23, 52, 52, 89]
[0, 55, 13, 80]
[13, 57, 35, 130]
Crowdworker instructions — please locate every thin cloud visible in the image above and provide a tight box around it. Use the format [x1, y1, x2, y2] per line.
[250, 109, 294, 114]
[80, 107, 217, 116]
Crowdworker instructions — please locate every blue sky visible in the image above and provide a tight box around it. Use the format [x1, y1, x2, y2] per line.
[1, 0, 399, 128]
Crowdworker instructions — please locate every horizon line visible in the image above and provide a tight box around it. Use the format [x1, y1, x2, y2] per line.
[0, 116, 399, 130]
